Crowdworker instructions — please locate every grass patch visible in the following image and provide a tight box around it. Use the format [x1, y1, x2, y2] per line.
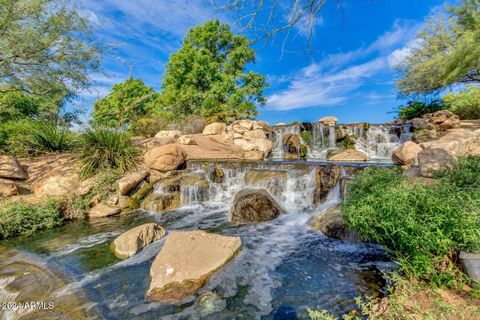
[0, 199, 64, 239]
[79, 127, 139, 179]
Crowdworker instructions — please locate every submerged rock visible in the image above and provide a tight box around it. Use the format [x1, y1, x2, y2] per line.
[141, 192, 180, 213]
[194, 291, 226, 316]
[230, 189, 284, 223]
[314, 166, 341, 206]
[112, 223, 166, 259]
[89, 203, 121, 218]
[144, 144, 186, 172]
[146, 230, 242, 303]
[210, 166, 224, 183]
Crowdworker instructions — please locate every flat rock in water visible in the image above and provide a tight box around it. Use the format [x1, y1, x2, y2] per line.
[230, 189, 284, 223]
[112, 223, 166, 259]
[89, 203, 121, 218]
[146, 230, 241, 303]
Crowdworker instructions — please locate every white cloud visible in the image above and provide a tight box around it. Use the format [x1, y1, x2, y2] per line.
[266, 20, 422, 111]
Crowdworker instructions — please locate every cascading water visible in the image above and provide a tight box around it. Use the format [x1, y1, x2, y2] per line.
[355, 124, 412, 160]
[308, 122, 337, 159]
[270, 124, 304, 159]
[0, 161, 397, 320]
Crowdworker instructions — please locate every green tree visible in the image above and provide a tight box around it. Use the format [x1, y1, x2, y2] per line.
[0, 0, 101, 98]
[92, 78, 158, 128]
[161, 19, 267, 121]
[443, 85, 480, 119]
[396, 0, 480, 96]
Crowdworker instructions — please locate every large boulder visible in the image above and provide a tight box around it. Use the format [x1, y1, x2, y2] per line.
[283, 134, 301, 153]
[202, 123, 227, 135]
[309, 205, 359, 241]
[141, 192, 181, 213]
[392, 141, 423, 165]
[0, 179, 18, 197]
[117, 171, 148, 195]
[328, 149, 368, 162]
[146, 230, 241, 302]
[314, 166, 341, 205]
[34, 172, 79, 197]
[0, 156, 28, 180]
[144, 144, 186, 172]
[230, 189, 284, 223]
[89, 203, 121, 218]
[243, 129, 266, 141]
[255, 138, 273, 157]
[155, 130, 182, 140]
[112, 223, 166, 259]
[417, 148, 457, 178]
[420, 129, 480, 157]
[233, 139, 257, 151]
[319, 116, 339, 126]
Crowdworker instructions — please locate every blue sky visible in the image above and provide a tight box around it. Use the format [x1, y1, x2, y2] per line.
[76, 0, 453, 124]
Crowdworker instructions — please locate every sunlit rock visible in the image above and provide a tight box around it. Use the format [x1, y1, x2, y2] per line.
[112, 223, 166, 259]
[231, 189, 284, 223]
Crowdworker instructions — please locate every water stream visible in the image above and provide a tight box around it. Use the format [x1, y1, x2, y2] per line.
[0, 162, 396, 320]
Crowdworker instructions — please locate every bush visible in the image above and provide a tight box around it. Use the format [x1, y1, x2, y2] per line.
[79, 128, 139, 179]
[343, 162, 480, 285]
[0, 120, 77, 156]
[0, 199, 63, 239]
[182, 114, 208, 134]
[442, 86, 480, 120]
[129, 113, 171, 137]
[397, 100, 446, 120]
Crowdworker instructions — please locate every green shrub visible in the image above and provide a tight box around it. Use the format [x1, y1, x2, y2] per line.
[442, 86, 480, 120]
[397, 100, 445, 120]
[129, 113, 171, 137]
[182, 114, 208, 134]
[343, 164, 480, 285]
[0, 119, 35, 156]
[79, 128, 139, 179]
[0, 199, 63, 239]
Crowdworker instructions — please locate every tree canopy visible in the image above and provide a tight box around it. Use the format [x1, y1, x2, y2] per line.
[0, 0, 102, 99]
[92, 78, 158, 128]
[161, 19, 267, 122]
[396, 0, 480, 96]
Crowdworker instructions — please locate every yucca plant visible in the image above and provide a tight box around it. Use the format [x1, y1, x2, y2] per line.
[25, 122, 78, 154]
[79, 127, 139, 179]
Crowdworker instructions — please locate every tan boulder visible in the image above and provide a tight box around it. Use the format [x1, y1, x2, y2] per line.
[155, 130, 182, 140]
[34, 172, 79, 197]
[418, 148, 457, 178]
[233, 132, 243, 139]
[232, 124, 250, 134]
[319, 116, 339, 126]
[235, 119, 254, 131]
[220, 132, 234, 145]
[144, 144, 186, 172]
[117, 171, 148, 195]
[112, 223, 166, 259]
[178, 135, 196, 145]
[146, 230, 242, 302]
[328, 149, 368, 162]
[233, 139, 257, 151]
[254, 138, 273, 157]
[0, 156, 28, 180]
[392, 141, 423, 165]
[231, 189, 284, 223]
[202, 123, 227, 135]
[243, 129, 266, 141]
[244, 150, 264, 160]
[0, 179, 18, 197]
[89, 203, 121, 218]
[253, 121, 270, 131]
[421, 129, 480, 156]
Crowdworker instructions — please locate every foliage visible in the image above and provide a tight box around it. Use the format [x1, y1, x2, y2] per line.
[343, 161, 480, 285]
[0, 199, 63, 239]
[93, 78, 158, 128]
[397, 100, 446, 120]
[301, 130, 311, 144]
[0, 91, 39, 122]
[79, 128, 139, 179]
[442, 85, 480, 119]
[396, 0, 480, 96]
[0, 0, 101, 98]
[161, 19, 267, 122]
[181, 115, 208, 134]
[129, 112, 171, 137]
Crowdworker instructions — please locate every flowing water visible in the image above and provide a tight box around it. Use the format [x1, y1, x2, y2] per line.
[0, 162, 396, 320]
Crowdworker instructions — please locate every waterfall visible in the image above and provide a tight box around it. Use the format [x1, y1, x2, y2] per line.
[308, 122, 337, 159]
[270, 124, 303, 159]
[355, 124, 410, 160]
